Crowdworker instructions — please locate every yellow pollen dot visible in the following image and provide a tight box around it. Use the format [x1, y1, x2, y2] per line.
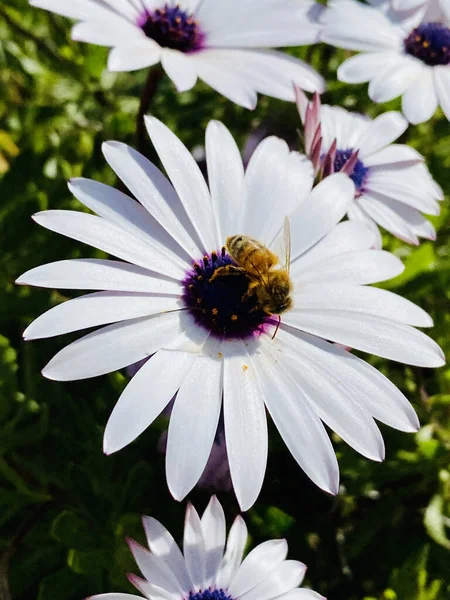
[231, 314, 238, 321]
[415, 35, 421, 42]
[212, 308, 219, 316]
[196, 298, 202, 304]
[423, 41, 429, 48]
[175, 16, 181, 23]
[242, 364, 249, 371]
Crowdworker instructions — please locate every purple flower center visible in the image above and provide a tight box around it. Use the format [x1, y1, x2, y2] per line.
[334, 149, 369, 193]
[138, 3, 205, 53]
[189, 591, 234, 600]
[182, 250, 269, 340]
[404, 22, 450, 66]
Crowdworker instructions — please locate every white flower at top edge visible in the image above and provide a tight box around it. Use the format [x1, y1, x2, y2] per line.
[17, 118, 445, 510]
[29, 0, 325, 108]
[321, 0, 450, 124]
[392, 0, 450, 22]
[296, 89, 443, 247]
[87, 496, 326, 600]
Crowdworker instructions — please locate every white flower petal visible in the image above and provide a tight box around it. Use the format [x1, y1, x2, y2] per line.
[280, 589, 326, 600]
[278, 329, 386, 461]
[434, 66, 450, 121]
[161, 49, 198, 92]
[241, 136, 291, 239]
[103, 349, 197, 455]
[253, 345, 339, 495]
[402, 69, 438, 124]
[145, 117, 219, 251]
[322, 11, 401, 51]
[240, 561, 307, 600]
[294, 284, 432, 327]
[283, 310, 445, 367]
[290, 173, 355, 261]
[102, 142, 202, 259]
[356, 111, 408, 156]
[23, 292, 182, 340]
[87, 595, 142, 600]
[107, 41, 161, 72]
[42, 311, 182, 382]
[228, 539, 288, 598]
[71, 19, 142, 46]
[291, 221, 378, 275]
[359, 194, 419, 245]
[201, 496, 226, 587]
[183, 504, 207, 591]
[16, 259, 182, 295]
[338, 52, 399, 83]
[142, 516, 193, 593]
[166, 355, 222, 501]
[30, 0, 130, 21]
[364, 144, 424, 168]
[294, 331, 420, 433]
[295, 250, 404, 285]
[205, 120, 245, 240]
[189, 52, 258, 109]
[223, 340, 268, 512]
[203, 0, 323, 47]
[365, 175, 440, 215]
[216, 516, 248, 589]
[68, 177, 190, 263]
[128, 539, 185, 595]
[368, 57, 423, 103]
[33, 210, 184, 279]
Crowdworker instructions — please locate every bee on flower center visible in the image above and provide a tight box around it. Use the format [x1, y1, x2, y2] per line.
[211, 218, 293, 334]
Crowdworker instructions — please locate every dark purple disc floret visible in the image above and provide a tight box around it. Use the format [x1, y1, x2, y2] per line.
[404, 22, 450, 66]
[182, 250, 270, 340]
[138, 3, 205, 52]
[334, 148, 369, 194]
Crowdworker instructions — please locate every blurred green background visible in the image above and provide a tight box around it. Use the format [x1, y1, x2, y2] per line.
[1, 1, 449, 599]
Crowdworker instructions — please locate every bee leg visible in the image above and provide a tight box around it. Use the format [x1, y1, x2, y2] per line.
[271, 315, 281, 339]
[241, 284, 257, 303]
[209, 265, 245, 282]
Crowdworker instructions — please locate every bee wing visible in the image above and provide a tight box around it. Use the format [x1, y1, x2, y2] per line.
[245, 251, 271, 287]
[283, 216, 292, 275]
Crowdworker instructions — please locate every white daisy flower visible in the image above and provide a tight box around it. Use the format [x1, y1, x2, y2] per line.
[17, 118, 444, 510]
[88, 496, 325, 600]
[321, 0, 450, 124]
[295, 88, 443, 246]
[30, 0, 325, 108]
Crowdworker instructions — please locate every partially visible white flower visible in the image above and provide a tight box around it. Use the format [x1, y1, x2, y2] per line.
[392, 0, 450, 21]
[17, 118, 445, 511]
[296, 88, 442, 246]
[321, 0, 450, 124]
[88, 496, 326, 600]
[30, 0, 325, 108]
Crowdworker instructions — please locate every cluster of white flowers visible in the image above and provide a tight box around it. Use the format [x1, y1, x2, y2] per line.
[19, 0, 447, 598]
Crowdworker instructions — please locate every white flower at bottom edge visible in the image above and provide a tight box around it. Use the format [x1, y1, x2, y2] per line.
[17, 117, 445, 511]
[295, 90, 443, 247]
[86, 496, 325, 600]
[29, 0, 325, 108]
[321, 0, 450, 124]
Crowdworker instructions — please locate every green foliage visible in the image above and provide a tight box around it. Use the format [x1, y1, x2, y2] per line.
[0, 1, 449, 599]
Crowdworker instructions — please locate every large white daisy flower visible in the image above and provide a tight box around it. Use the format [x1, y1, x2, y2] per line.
[321, 0, 450, 124]
[295, 89, 442, 246]
[17, 118, 444, 510]
[30, 0, 324, 108]
[88, 496, 325, 600]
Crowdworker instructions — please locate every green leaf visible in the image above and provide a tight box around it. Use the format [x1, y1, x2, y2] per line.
[424, 495, 450, 550]
[50, 510, 97, 550]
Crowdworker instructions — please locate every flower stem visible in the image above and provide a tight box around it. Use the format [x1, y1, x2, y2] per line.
[136, 66, 164, 155]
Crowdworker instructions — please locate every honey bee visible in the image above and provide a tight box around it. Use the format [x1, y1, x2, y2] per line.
[211, 217, 293, 335]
